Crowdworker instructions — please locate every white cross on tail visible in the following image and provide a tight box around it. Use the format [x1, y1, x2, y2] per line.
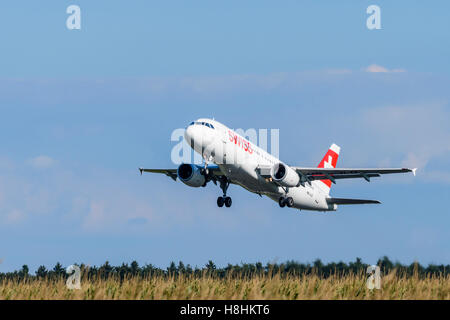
[324, 155, 333, 168]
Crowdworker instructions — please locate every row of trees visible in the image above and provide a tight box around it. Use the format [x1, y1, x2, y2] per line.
[1, 257, 448, 281]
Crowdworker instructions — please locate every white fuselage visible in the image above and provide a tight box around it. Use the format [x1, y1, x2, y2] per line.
[184, 118, 335, 211]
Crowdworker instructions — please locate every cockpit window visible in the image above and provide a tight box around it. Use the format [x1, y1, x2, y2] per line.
[190, 121, 215, 129]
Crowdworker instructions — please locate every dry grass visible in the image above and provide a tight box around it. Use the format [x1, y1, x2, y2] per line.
[1, 272, 450, 300]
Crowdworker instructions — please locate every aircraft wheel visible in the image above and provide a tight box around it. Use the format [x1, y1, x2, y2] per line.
[224, 197, 232, 207]
[286, 197, 294, 207]
[217, 196, 224, 207]
[278, 197, 286, 208]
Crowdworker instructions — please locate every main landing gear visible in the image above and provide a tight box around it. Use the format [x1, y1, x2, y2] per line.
[217, 196, 232, 208]
[217, 178, 232, 208]
[279, 196, 294, 208]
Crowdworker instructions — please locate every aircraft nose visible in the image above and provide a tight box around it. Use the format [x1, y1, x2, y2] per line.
[185, 124, 202, 149]
[184, 125, 194, 144]
[184, 123, 212, 151]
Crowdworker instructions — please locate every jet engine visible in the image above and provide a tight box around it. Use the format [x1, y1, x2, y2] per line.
[271, 163, 300, 187]
[177, 164, 206, 187]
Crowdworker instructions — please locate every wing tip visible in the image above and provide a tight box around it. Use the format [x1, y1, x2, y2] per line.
[412, 168, 417, 176]
[139, 167, 143, 175]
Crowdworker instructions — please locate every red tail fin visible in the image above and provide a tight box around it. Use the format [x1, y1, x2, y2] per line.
[316, 143, 340, 194]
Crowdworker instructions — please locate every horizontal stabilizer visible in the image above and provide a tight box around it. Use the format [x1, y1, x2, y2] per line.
[326, 198, 381, 205]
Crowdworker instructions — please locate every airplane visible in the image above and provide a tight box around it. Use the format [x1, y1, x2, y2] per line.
[140, 118, 416, 212]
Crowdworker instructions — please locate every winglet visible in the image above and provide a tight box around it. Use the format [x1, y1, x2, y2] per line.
[139, 167, 143, 176]
[412, 168, 417, 176]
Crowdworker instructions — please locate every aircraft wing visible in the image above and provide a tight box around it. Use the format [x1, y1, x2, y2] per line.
[139, 165, 225, 181]
[139, 168, 178, 181]
[290, 167, 416, 184]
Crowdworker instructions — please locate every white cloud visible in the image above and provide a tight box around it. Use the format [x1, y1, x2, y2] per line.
[27, 155, 56, 168]
[82, 201, 106, 230]
[0, 155, 196, 231]
[359, 102, 450, 177]
[401, 152, 428, 170]
[0, 157, 15, 170]
[420, 170, 450, 184]
[5, 209, 25, 224]
[365, 64, 406, 73]
[325, 68, 352, 75]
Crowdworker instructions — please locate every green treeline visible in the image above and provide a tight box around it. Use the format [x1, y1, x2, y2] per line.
[1, 256, 448, 281]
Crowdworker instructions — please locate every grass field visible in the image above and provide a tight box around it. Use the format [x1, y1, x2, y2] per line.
[1, 271, 450, 299]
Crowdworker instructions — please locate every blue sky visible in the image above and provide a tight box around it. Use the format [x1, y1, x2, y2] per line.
[1, 1, 450, 272]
